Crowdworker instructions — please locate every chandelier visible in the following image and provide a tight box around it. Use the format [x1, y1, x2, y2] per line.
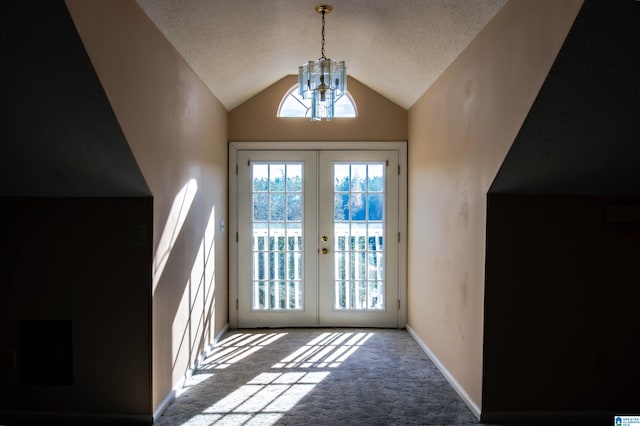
[298, 4, 346, 121]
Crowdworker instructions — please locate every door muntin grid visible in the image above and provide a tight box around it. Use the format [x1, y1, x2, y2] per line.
[251, 162, 304, 311]
[333, 163, 385, 311]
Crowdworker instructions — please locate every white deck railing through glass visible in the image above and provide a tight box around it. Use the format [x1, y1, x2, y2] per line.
[251, 224, 384, 311]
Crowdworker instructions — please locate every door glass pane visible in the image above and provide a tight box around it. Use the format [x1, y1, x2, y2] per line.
[252, 163, 304, 310]
[333, 163, 385, 310]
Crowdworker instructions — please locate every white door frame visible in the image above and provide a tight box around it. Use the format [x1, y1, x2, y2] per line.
[228, 141, 407, 329]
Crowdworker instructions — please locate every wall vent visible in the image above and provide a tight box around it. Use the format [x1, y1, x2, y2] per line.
[20, 320, 73, 385]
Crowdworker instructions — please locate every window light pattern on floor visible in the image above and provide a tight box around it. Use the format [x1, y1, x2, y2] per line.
[199, 332, 286, 370]
[273, 331, 372, 369]
[177, 331, 370, 426]
[278, 84, 357, 118]
[199, 370, 330, 425]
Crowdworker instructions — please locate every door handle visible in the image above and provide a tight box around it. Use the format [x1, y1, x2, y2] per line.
[322, 248, 329, 254]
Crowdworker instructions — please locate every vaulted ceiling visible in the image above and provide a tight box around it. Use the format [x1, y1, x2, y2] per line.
[136, 0, 507, 110]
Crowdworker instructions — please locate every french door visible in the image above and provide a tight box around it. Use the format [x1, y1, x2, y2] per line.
[232, 146, 403, 328]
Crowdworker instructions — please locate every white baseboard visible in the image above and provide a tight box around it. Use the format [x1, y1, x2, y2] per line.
[406, 324, 481, 420]
[153, 389, 176, 423]
[153, 322, 230, 423]
[209, 323, 230, 353]
[406, 325, 624, 424]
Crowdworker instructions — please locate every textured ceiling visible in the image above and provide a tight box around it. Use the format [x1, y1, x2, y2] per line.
[136, 0, 507, 110]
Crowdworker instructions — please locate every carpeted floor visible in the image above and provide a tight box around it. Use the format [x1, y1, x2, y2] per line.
[155, 328, 482, 426]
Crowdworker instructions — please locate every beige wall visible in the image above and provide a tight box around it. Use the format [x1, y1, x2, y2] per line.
[407, 0, 582, 410]
[229, 75, 407, 142]
[66, 0, 229, 412]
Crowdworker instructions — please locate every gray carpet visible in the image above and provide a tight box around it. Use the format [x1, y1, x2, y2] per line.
[155, 328, 481, 426]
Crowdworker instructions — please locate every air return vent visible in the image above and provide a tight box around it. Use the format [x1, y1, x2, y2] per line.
[20, 320, 73, 385]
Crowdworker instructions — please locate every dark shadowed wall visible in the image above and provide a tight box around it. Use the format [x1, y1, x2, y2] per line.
[0, 198, 152, 421]
[0, 1, 152, 423]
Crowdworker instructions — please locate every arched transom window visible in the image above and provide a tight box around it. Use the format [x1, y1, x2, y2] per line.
[278, 84, 357, 118]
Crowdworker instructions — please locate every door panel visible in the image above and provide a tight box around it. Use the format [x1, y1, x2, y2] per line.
[318, 151, 399, 327]
[237, 151, 318, 327]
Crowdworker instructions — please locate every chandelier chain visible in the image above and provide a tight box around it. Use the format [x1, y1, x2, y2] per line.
[320, 9, 326, 59]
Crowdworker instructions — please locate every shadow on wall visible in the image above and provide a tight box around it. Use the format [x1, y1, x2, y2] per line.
[153, 179, 198, 296]
[152, 179, 220, 390]
[171, 204, 219, 379]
